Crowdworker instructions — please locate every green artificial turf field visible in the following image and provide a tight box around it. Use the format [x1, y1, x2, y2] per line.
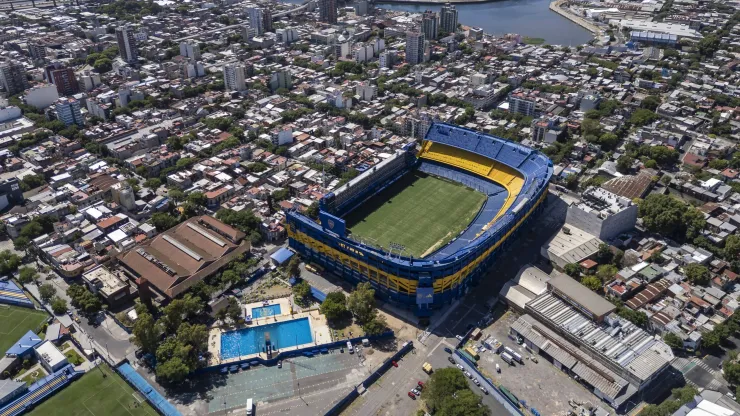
[27, 364, 157, 416]
[344, 171, 486, 258]
[0, 305, 48, 353]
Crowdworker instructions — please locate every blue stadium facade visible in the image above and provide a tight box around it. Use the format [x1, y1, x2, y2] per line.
[286, 123, 553, 316]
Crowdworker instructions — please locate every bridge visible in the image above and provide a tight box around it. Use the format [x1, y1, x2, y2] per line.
[172, 0, 313, 42]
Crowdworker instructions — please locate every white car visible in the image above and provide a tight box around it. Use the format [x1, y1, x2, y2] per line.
[455, 335, 464, 341]
[473, 378, 480, 386]
[464, 371, 472, 379]
[456, 364, 464, 371]
[411, 388, 420, 396]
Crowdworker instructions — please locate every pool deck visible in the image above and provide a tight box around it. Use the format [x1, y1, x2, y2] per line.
[208, 298, 331, 367]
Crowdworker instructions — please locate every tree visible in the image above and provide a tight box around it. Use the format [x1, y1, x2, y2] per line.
[683, 263, 710, 286]
[143, 178, 162, 189]
[13, 236, 30, 254]
[663, 332, 683, 350]
[306, 202, 319, 219]
[581, 276, 603, 291]
[725, 234, 740, 260]
[225, 297, 242, 323]
[51, 296, 68, 315]
[617, 155, 634, 173]
[630, 108, 658, 126]
[347, 282, 376, 324]
[437, 388, 489, 416]
[17, 266, 38, 284]
[564, 263, 581, 278]
[285, 256, 301, 278]
[156, 357, 190, 384]
[151, 213, 180, 232]
[723, 361, 740, 386]
[596, 264, 618, 282]
[362, 314, 387, 336]
[66, 284, 102, 314]
[187, 192, 207, 206]
[320, 291, 347, 322]
[424, 367, 484, 414]
[39, 283, 56, 303]
[132, 310, 161, 354]
[595, 243, 613, 264]
[641, 95, 662, 111]
[168, 188, 185, 202]
[292, 280, 311, 305]
[93, 58, 112, 73]
[638, 194, 706, 241]
[565, 174, 578, 191]
[0, 251, 22, 275]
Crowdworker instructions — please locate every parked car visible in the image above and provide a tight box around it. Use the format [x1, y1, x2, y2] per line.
[444, 347, 453, 354]
[455, 335, 464, 341]
[448, 357, 456, 364]
[411, 388, 420, 396]
[480, 386, 489, 395]
[392, 361, 398, 368]
[277, 360, 282, 369]
[417, 381, 424, 389]
[464, 371, 472, 379]
[407, 392, 416, 399]
[473, 378, 480, 386]
[456, 364, 464, 371]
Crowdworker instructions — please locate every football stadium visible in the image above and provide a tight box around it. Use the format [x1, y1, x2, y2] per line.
[286, 122, 553, 316]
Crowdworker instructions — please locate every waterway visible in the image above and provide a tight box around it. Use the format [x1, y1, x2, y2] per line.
[281, 0, 594, 46]
[377, 0, 593, 46]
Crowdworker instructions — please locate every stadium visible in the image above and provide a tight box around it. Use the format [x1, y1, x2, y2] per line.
[286, 122, 553, 317]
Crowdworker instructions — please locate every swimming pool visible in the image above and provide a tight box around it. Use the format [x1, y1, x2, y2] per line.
[220, 317, 313, 359]
[251, 304, 281, 318]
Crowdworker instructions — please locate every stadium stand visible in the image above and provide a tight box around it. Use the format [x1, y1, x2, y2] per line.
[0, 281, 33, 308]
[117, 363, 182, 416]
[0, 365, 82, 416]
[286, 122, 553, 315]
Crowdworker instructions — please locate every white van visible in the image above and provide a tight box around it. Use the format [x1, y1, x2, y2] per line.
[347, 341, 354, 354]
[246, 398, 253, 415]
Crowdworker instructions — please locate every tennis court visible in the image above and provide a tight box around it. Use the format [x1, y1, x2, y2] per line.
[0, 305, 48, 354]
[27, 364, 157, 416]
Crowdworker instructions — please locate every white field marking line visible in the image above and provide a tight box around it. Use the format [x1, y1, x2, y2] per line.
[1, 313, 29, 335]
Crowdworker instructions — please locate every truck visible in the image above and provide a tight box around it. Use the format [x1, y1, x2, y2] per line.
[471, 328, 482, 340]
[501, 352, 515, 366]
[347, 341, 354, 354]
[422, 362, 433, 374]
[464, 346, 480, 360]
[503, 346, 523, 363]
[459, 350, 478, 366]
[246, 398, 253, 415]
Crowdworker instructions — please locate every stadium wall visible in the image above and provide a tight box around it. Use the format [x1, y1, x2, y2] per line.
[286, 123, 552, 316]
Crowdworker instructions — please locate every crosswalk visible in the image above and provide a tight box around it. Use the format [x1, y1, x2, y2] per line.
[671, 356, 726, 391]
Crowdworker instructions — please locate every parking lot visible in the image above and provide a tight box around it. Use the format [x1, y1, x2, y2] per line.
[475, 309, 607, 416]
[204, 352, 369, 415]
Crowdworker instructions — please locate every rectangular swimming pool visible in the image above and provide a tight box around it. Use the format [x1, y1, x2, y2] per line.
[220, 317, 312, 359]
[251, 304, 281, 318]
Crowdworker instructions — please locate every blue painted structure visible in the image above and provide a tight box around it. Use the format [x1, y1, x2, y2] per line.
[117, 363, 182, 416]
[286, 123, 553, 316]
[0, 364, 83, 416]
[0, 281, 34, 308]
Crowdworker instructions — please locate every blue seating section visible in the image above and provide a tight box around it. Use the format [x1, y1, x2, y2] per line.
[0, 365, 82, 416]
[0, 281, 33, 308]
[118, 363, 182, 416]
[425, 124, 534, 170]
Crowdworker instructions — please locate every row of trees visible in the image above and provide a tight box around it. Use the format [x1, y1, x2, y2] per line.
[320, 282, 388, 336]
[423, 367, 490, 416]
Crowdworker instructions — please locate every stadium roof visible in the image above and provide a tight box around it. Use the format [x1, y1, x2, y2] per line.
[0, 379, 26, 402]
[547, 274, 616, 320]
[6, 330, 43, 356]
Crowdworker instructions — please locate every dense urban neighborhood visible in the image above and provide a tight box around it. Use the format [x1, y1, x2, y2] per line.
[0, 0, 739, 415]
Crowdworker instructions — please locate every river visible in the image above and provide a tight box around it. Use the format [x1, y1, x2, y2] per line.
[280, 0, 594, 46]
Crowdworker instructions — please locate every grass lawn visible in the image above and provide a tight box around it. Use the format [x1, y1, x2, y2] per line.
[0, 305, 49, 353]
[344, 171, 486, 258]
[64, 349, 85, 366]
[21, 368, 47, 386]
[28, 364, 157, 416]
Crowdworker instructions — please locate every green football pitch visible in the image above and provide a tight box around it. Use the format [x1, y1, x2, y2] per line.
[0, 305, 48, 354]
[27, 363, 158, 416]
[344, 171, 486, 258]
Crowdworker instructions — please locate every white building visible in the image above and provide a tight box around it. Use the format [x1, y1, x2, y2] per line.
[247, 7, 264, 35]
[183, 61, 206, 78]
[223, 64, 246, 92]
[276, 28, 299, 44]
[356, 82, 377, 101]
[55, 97, 84, 127]
[179, 40, 201, 60]
[566, 187, 638, 241]
[24, 83, 59, 109]
[34, 341, 68, 373]
[405, 30, 425, 65]
[269, 70, 292, 92]
[0, 106, 21, 123]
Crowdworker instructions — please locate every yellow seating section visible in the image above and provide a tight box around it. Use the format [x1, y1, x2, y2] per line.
[1, 374, 68, 416]
[418, 141, 525, 234]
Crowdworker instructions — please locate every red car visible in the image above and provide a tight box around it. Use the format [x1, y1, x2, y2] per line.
[407, 391, 416, 399]
[392, 361, 398, 367]
[417, 381, 424, 389]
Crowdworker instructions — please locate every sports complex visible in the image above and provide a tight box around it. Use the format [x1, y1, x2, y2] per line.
[286, 122, 553, 316]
